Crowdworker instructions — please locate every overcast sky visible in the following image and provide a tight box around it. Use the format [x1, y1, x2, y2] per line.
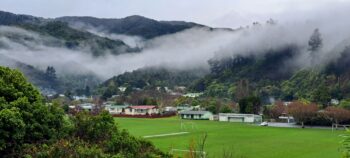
[0, 0, 349, 28]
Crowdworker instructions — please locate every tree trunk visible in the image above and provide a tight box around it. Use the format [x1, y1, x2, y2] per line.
[301, 122, 305, 128]
[336, 120, 339, 130]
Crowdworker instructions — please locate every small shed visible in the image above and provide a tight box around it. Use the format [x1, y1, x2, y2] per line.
[219, 113, 262, 123]
[179, 111, 213, 120]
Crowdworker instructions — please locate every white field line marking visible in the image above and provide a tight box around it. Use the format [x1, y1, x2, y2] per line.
[143, 132, 189, 138]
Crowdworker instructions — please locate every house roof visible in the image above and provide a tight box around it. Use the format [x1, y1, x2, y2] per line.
[107, 105, 128, 108]
[218, 113, 261, 117]
[179, 111, 211, 115]
[128, 105, 157, 109]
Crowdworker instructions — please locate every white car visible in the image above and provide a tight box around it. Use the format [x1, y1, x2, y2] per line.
[260, 122, 268, 126]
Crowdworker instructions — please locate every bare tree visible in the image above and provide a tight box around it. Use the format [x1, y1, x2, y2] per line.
[92, 97, 104, 115]
[269, 101, 286, 120]
[288, 101, 318, 128]
[324, 106, 350, 129]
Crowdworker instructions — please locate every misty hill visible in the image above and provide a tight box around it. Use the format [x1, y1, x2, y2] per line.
[0, 55, 56, 93]
[56, 15, 203, 39]
[0, 10, 43, 25]
[19, 21, 133, 56]
[188, 44, 350, 105]
[0, 10, 134, 56]
[103, 44, 350, 106]
[0, 10, 207, 95]
[98, 67, 208, 98]
[0, 10, 206, 55]
[0, 54, 100, 95]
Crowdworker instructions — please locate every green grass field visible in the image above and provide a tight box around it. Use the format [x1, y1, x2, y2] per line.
[115, 117, 344, 158]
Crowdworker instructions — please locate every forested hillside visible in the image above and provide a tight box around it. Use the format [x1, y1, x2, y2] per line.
[56, 15, 203, 39]
[98, 67, 208, 98]
[0, 10, 202, 95]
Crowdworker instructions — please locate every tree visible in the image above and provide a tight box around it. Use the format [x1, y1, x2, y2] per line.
[339, 99, 350, 109]
[269, 101, 286, 119]
[0, 66, 169, 157]
[0, 66, 65, 156]
[45, 66, 59, 89]
[324, 106, 350, 129]
[308, 28, 322, 52]
[288, 101, 318, 128]
[239, 96, 261, 114]
[312, 83, 331, 107]
[220, 105, 232, 113]
[0, 108, 25, 153]
[236, 79, 250, 100]
[24, 111, 171, 158]
[84, 86, 91, 96]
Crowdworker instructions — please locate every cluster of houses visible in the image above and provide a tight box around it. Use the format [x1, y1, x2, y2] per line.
[70, 103, 161, 116]
[69, 102, 263, 123]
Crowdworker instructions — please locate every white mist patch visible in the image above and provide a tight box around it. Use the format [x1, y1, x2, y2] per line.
[2, 2, 350, 80]
[93, 31, 145, 48]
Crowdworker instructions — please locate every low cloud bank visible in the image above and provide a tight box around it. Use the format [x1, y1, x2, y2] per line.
[1, 2, 350, 80]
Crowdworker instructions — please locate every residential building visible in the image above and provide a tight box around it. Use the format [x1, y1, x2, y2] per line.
[164, 106, 177, 112]
[105, 105, 129, 114]
[79, 103, 95, 111]
[183, 93, 203, 98]
[179, 111, 213, 120]
[218, 113, 262, 123]
[124, 105, 159, 115]
[176, 105, 193, 111]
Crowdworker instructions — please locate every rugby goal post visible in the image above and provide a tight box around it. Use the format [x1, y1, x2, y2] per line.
[180, 121, 197, 131]
[332, 124, 350, 131]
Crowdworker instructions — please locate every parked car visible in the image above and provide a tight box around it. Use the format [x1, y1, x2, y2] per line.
[260, 122, 268, 126]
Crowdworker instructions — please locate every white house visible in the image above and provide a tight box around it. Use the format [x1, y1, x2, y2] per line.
[176, 105, 193, 111]
[219, 113, 262, 123]
[179, 111, 213, 120]
[331, 99, 340, 105]
[118, 87, 127, 92]
[124, 105, 159, 115]
[105, 105, 128, 114]
[81, 103, 95, 111]
[72, 103, 95, 112]
[164, 106, 177, 112]
[183, 93, 203, 98]
[73, 95, 90, 101]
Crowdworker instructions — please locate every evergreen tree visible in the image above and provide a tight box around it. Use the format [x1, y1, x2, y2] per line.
[308, 28, 323, 52]
[84, 86, 91, 96]
[0, 66, 65, 156]
[45, 66, 57, 81]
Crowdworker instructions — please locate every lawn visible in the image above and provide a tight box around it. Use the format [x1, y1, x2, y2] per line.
[115, 117, 344, 158]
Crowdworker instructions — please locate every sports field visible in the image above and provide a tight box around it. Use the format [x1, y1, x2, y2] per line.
[115, 117, 343, 158]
